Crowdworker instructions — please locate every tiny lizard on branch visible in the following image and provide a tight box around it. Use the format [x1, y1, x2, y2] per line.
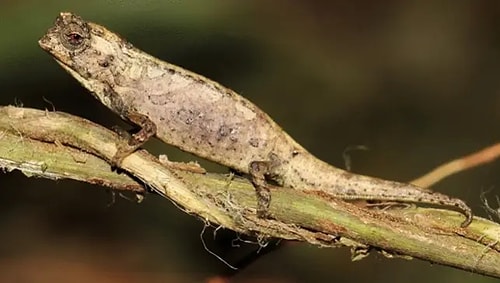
[38, 12, 473, 227]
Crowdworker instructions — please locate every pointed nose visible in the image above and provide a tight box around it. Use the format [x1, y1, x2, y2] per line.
[38, 25, 58, 53]
[38, 35, 51, 51]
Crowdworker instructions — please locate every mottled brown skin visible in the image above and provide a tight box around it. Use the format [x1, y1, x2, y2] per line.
[39, 12, 473, 227]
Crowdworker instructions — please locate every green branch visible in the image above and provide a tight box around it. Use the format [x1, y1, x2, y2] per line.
[0, 106, 499, 277]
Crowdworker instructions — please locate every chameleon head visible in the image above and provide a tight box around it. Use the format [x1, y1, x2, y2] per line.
[38, 12, 127, 108]
[38, 12, 91, 63]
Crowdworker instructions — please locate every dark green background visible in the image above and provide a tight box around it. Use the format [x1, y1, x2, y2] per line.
[1, 1, 499, 282]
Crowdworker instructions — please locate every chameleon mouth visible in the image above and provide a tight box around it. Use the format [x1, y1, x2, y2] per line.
[38, 24, 61, 55]
[38, 35, 71, 68]
[39, 33, 81, 79]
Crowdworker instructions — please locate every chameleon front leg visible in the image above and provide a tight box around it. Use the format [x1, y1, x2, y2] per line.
[111, 110, 157, 166]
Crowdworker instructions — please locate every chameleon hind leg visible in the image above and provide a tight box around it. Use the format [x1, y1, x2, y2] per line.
[249, 153, 285, 218]
[249, 161, 273, 218]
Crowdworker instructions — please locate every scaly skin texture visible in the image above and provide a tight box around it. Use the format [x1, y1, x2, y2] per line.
[39, 12, 473, 227]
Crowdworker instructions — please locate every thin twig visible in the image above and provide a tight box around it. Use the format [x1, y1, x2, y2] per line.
[411, 143, 500, 188]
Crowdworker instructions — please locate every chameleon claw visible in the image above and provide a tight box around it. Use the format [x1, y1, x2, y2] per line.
[458, 201, 473, 228]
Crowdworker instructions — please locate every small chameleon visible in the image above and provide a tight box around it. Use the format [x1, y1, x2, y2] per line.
[38, 12, 473, 227]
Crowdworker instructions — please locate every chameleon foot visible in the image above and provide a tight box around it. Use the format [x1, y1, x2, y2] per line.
[111, 141, 140, 167]
[249, 161, 272, 218]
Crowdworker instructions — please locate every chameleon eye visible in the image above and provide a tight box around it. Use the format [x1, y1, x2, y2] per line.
[59, 23, 89, 51]
[66, 31, 84, 46]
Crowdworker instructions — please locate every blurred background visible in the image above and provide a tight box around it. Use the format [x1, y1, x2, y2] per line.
[1, 1, 499, 282]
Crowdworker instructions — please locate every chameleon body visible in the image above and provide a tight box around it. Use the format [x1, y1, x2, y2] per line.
[39, 12, 472, 227]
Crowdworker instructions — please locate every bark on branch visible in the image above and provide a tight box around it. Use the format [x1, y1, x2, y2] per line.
[0, 106, 499, 278]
